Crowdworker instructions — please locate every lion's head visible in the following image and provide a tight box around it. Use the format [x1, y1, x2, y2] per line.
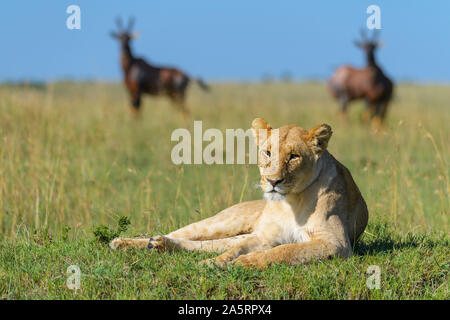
[251, 118, 332, 201]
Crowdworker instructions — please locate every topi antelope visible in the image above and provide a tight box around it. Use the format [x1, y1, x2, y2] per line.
[110, 17, 209, 118]
[328, 30, 394, 124]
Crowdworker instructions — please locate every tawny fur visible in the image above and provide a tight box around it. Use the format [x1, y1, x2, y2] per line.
[110, 118, 369, 268]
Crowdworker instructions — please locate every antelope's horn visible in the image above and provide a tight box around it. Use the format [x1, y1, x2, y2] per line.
[372, 29, 379, 42]
[360, 28, 367, 41]
[116, 17, 123, 31]
[128, 17, 135, 32]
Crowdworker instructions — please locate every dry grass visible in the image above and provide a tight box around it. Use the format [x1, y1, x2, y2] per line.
[0, 82, 448, 299]
[0, 82, 447, 237]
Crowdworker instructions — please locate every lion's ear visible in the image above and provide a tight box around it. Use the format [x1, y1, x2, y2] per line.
[251, 118, 271, 146]
[305, 124, 332, 156]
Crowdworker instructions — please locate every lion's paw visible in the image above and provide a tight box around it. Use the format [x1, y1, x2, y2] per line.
[109, 238, 126, 250]
[198, 257, 230, 268]
[233, 252, 267, 269]
[147, 235, 170, 251]
[198, 258, 216, 267]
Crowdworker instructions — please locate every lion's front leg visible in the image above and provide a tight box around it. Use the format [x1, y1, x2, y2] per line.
[109, 236, 185, 252]
[167, 200, 264, 241]
[233, 239, 350, 269]
[232, 251, 269, 268]
[109, 237, 151, 250]
[148, 234, 257, 253]
[201, 235, 268, 267]
[147, 235, 179, 251]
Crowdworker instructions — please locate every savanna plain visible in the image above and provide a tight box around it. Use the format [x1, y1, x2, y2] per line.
[0, 82, 448, 299]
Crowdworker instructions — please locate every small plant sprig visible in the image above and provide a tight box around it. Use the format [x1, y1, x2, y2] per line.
[93, 216, 131, 245]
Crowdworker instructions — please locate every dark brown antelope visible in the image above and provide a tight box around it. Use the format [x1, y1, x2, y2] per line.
[110, 17, 209, 118]
[328, 30, 393, 124]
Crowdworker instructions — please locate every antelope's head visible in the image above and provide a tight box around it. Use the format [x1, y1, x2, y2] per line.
[110, 17, 139, 46]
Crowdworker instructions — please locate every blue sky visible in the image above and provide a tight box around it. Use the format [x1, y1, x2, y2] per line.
[1, 1, 449, 82]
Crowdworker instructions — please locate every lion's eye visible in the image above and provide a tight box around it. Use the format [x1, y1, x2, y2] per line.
[263, 150, 271, 157]
[289, 153, 300, 161]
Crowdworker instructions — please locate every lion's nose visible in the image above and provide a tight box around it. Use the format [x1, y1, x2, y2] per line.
[267, 178, 284, 187]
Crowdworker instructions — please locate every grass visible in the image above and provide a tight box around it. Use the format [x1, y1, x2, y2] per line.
[0, 220, 448, 299]
[0, 81, 448, 299]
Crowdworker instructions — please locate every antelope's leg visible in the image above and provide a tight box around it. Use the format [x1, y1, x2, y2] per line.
[363, 102, 376, 122]
[130, 88, 142, 116]
[171, 92, 190, 120]
[338, 93, 348, 117]
[369, 103, 378, 119]
[378, 101, 390, 121]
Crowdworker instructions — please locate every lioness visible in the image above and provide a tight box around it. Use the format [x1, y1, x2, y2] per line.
[110, 118, 368, 268]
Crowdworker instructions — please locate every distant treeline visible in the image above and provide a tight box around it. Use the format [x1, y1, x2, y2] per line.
[0, 80, 47, 90]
